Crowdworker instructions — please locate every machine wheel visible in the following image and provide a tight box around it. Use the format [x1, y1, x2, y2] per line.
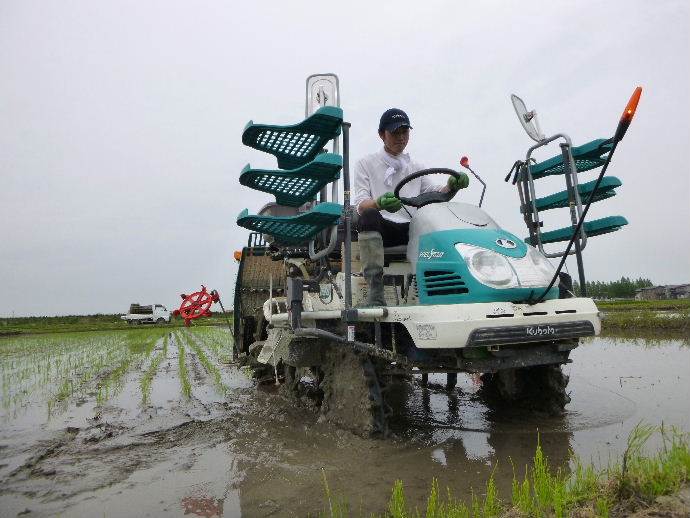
[282, 364, 300, 397]
[479, 364, 570, 414]
[156, 318, 165, 325]
[320, 346, 388, 438]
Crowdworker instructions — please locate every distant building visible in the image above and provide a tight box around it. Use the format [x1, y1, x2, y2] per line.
[635, 284, 690, 300]
[635, 286, 666, 300]
[668, 284, 690, 299]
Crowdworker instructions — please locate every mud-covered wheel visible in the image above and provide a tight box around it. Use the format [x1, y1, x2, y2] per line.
[479, 364, 570, 414]
[282, 364, 300, 397]
[320, 346, 388, 438]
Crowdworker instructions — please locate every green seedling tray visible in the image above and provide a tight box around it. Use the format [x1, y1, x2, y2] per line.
[530, 139, 613, 179]
[236, 202, 342, 245]
[242, 106, 343, 170]
[239, 153, 342, 207]
[533, 177, 622, 212]
[526, 215, 628, 245]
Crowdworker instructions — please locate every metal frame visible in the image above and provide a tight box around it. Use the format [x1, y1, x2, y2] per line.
[519, 133, 588, 290]
[305, 73, 341, 261]
[303, 74, 355, 340]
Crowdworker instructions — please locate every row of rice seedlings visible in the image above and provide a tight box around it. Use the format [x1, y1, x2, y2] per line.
[176, 333, 192, 399]
[1, 333, 106, 390]
[1, 328, 169, 420]
[57, 341, 128, 401]
[189, 326, 234, 363]
[94, 330, 166, 406]
[2, 332, 129, 418]
[0, 330, 100, 359]
[180, 330, 227, 395]
[319, 424, 690, 518]
[140, 335, 168, 405]
[189, 328, 234, 367]
[55, 338, 133, 409]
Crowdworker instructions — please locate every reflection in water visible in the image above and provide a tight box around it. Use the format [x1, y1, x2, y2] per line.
[447, 391, 459, 423]
[390, 376, 573, 474]
[181, 495, 224, 517]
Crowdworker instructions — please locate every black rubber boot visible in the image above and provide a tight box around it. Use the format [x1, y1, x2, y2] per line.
[358, 231, 386, 307]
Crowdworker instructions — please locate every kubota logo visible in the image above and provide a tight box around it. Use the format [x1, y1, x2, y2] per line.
[526, 325, 556, 336]
[419, 249, 444, 259]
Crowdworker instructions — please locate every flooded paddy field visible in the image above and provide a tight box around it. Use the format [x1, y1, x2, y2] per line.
[1, 329, 688, 517]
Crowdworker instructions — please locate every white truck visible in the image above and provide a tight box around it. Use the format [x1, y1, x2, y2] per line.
[121, 304, 171, 325]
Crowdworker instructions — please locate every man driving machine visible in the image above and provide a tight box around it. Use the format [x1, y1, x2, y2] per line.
[353, 108, 470, 306]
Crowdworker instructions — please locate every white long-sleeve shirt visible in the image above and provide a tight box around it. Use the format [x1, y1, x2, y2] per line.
[353, 148, 444, 223]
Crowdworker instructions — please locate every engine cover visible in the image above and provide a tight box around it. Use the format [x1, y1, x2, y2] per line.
[407, 202, 500, 268]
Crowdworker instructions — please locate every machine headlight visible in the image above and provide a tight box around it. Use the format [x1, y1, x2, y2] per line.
[455, 244, 519, 288]
[455, 243, 555, 289]
[504, 246, 556, 288]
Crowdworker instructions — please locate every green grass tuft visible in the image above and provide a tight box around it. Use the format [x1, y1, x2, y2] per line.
[320, 424, 690, 517]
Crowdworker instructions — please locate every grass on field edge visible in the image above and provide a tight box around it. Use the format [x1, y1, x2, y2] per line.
[320, 424, 690, 518]
[601, 310, 689, 332]
[596, 299, 690, 312]
[0, 314, 233, 336]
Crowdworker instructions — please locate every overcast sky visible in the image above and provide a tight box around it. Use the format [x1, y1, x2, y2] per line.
[1, 0, 688, 316]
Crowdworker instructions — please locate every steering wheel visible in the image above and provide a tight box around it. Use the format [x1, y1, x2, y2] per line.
[393, 168, 464, 208]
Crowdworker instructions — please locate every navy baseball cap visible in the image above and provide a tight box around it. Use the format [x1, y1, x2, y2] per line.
[378, 108, 412, 132]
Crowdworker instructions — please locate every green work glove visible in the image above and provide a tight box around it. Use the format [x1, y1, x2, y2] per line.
[376, 192, 402, 213]
[447, 173, 470, 192]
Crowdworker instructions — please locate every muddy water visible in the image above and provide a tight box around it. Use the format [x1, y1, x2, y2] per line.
[1, 334, 689, 517]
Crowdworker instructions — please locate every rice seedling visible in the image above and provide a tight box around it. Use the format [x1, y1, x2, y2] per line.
[320, 468, 350, 518]
[615, 422, 690, 501]
[180, 330, 227, 394]
[176, 333, 192, 399]
[140, 335, 168, 405]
